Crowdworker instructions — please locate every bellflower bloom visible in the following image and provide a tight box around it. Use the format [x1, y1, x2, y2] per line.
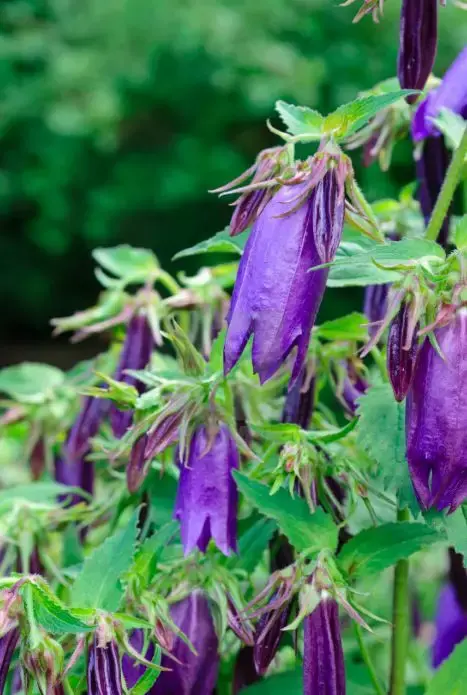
[397, 0, 437, 99]
[406, 307, 467, 512]
[87, 636, 123, 695]
[432, 584, 467, 668]
[0, 628, 20, 695]
[111, 313, 154, 438]
[415, 136, 451, 247]
[387, 303, 419, 402]
[225, 168, 345, 384]
[174, 424, 239, 556]
[412, 46, 467, 142]
[363, 283, 390, 340]
[303, 598, 346, 695]
[152, 592, 219, 695]
[253, 594, 292, 676]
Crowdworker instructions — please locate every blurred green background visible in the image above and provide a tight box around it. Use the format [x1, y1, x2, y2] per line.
[1, 0, 465, 362]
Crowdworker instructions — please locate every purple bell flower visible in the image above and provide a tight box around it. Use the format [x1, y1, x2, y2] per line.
[174, 424, 239, 556]
[0, 628, 20, 695]
[415, 136, 451, 247]
[397, 0, 437, 100]
[387, 303, 419, 402]
[432, 584, 467, 668]
[152, 591, 219, 695]
[87, 636, 123, 695]
[253, 593, 292, 676]
[111, 313, 154, 438]
[412, 46, 467, 142]
[303, 598, 346, 695]
[122, 630, 155, 689]
[363, 284, 390, 340]
[224, 171, 345, 384]
[406, 308, 467, 512]
[127, 434, 150, 494]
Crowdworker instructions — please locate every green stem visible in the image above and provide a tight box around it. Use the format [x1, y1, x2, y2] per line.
[389, 507, 410, 695]
[425, 127, 467, 242]
[354, 622, 385, 695]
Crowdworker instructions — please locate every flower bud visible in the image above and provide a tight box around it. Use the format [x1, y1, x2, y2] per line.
[127, 434, 149, 494]
[303, 597, 345, 695]
[253, 594, 292, 676]
[406, 307, 467, 512]
[387, 303, 419, 402]
[87, 635, 123, 695]
[152, 591, 219, 695]
[432, 584, 467, 668]
[397, 0, 437, 100]
[0, 628, 20, 695]
[175, 424, 239, 556]
[227, 599, 255, 647]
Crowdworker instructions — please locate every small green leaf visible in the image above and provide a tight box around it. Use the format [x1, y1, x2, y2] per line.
[233, 471, 338, 554]
[338, 522, 444, 577]
[93, 246, 159, 280]
[128, 645, 162, 695]
[314, 312, 369, 343]
[425, 639, 467, 695]
[0, 363, 65, 404]
[250, 422, 301, 443]
[27, 583, 93, 634]
[132, 521, 179, 587]
[0, 482, 89, 508]
[326, 241, 400, 288]
[71, 512, 139, 612]
[275, 100, 324, 137]
[328, 91, 417, 139]
[433, 108, 467, 151]
[173, 228, 247, 260]
[371, 238, 445, 269]
[228, 518, 277, 573]
[305, 417, 358, 445]
[454, 215, 467, 250]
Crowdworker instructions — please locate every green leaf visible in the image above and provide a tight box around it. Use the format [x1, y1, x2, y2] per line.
[250, 422, 301, 443]
[305, 417, 358, 445]
[314, 312, 369, 342]
[0, 482, 89, 508]
[27, 583, 93, 634]
[132, 521, 179, 587]
[338, 521, 444, 577]
[173, 228, 247, 260]
[233, 471, 338, 554]
[228, 518, 277, 573]
[71, 512, 139, 612]
[326, 241, 400, 288]
[128, 645, 162, 695]
[454, 215, 467, 250]
[0, 363, 65, 404]
[275, 100, 324, 137]
[425, 639, 467, 695]
[370, 238, 445, 269]
[93, 246, 159, 280]
[327, 91, 417, 139]
[433, 108, 467, 151]
[240, 668, 302, 693]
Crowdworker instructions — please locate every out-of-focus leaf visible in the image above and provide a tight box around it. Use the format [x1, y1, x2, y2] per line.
[0, 363, 65, 404]
[173, 229, 247, 260]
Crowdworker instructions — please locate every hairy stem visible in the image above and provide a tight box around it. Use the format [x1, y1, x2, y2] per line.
[425, 127, 467, 242]
[354, 622, 385, 695]
[389, 506, 410, 695]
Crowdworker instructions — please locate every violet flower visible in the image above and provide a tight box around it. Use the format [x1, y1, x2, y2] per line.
[397, 0, 437, 100]
[122, 630, 154, 689]
[363, 284, 390, 340]
[127, 434, 149, 494]
[111, 313, 154, 438]
[303, 598, 346, 695]
[0, 628, 20, 695]
[387, 303, 419, 402]
[412, 46, 467, 142]
[174, 424, 239, 556]
[152, 592, 219, 695]
[432, 584, 467, 668]
[224, 170, 345, 384]
[253, 594, 292, 676]
[406, 308, 467, 512]
[87, 636, 123, 695]
[415, 136, 451, 247]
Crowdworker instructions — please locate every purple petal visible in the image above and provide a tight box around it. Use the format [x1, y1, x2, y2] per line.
[303, 599, 346, 695]
[0, 628, 20, 694]
[253, 596, 292, 675]
[432, 584, 467, 668]
[387, 304, 419, 402]
[87, 638, 123, 695]
[397, 0, 437, 99]
[415, 136, 451, 247]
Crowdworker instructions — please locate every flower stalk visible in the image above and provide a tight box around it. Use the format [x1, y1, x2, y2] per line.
[389, 507, 410, 695]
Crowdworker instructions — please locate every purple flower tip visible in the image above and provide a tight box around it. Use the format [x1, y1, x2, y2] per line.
[253, 594, 292, 676]
[303, 598, 346, 695]
[397, 0, 437, 99]
[432, 584, 467, 669]
[87, 636, 123, 695]
[175, 424, 239, 556]
[387, 304, 419, 402]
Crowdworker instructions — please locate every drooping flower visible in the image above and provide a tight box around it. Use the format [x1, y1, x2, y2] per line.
[387, 303, 420, 402]
[122, 630, 154, 689]
[363, 283, 390, 340]
[303, 597, 346, 695]
[412, 46, 467, 142]
[253, 593, 292, 676]
[224, 168, 345, 384]
[0, 628, 20, 695]
[174, 424, 239, 556]
[406, 307, 467, 512]
[432, 584, 467, 668]
[111, 313, 154, 438]
[415, 136, 451, 247]
[397, 0, 437, 100]
[152, 592, 219, 695]
[87, 635, 123, 695]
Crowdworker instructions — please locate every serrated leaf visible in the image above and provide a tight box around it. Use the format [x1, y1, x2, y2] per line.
[173, 228, 247, 260]
[71, 512, 139, 612]
[314, 312, 368, 342]
[228, 518, 277, 573]
[328, 91, 417, 139]
[233, 471, 338, 554]
[425, 639, 467, 695]
[326, 241, 400, 288]
[0, 363, 65, 404]
[275, 100, 324, 137]
[454, 215, 467, 250]
[128, 645, 162, 695]
[93, 246, 159, 279]
[28, 583, 93, 634]
[371, 238, 445, 269]
[338, 522, 444, 577]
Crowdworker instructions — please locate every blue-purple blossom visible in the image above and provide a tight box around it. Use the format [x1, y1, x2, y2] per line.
[303, 598, 346, 695]
[412, 46, 467, 142]
[224, 171, 344, 384]
[0, 628, 20, 695]
[127, 434, 149, 494]
[174, 424, 239, 556]
[415, 136, 451, 247]
[253, 593, 292, 675]
[87, 636, 123, 695]
[397, 0, 437, 100]
[387, 303, 419, 402]
[406, 307, 467, 512]
[432, 584, 467, 668]
[152, 592, 219, 695]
